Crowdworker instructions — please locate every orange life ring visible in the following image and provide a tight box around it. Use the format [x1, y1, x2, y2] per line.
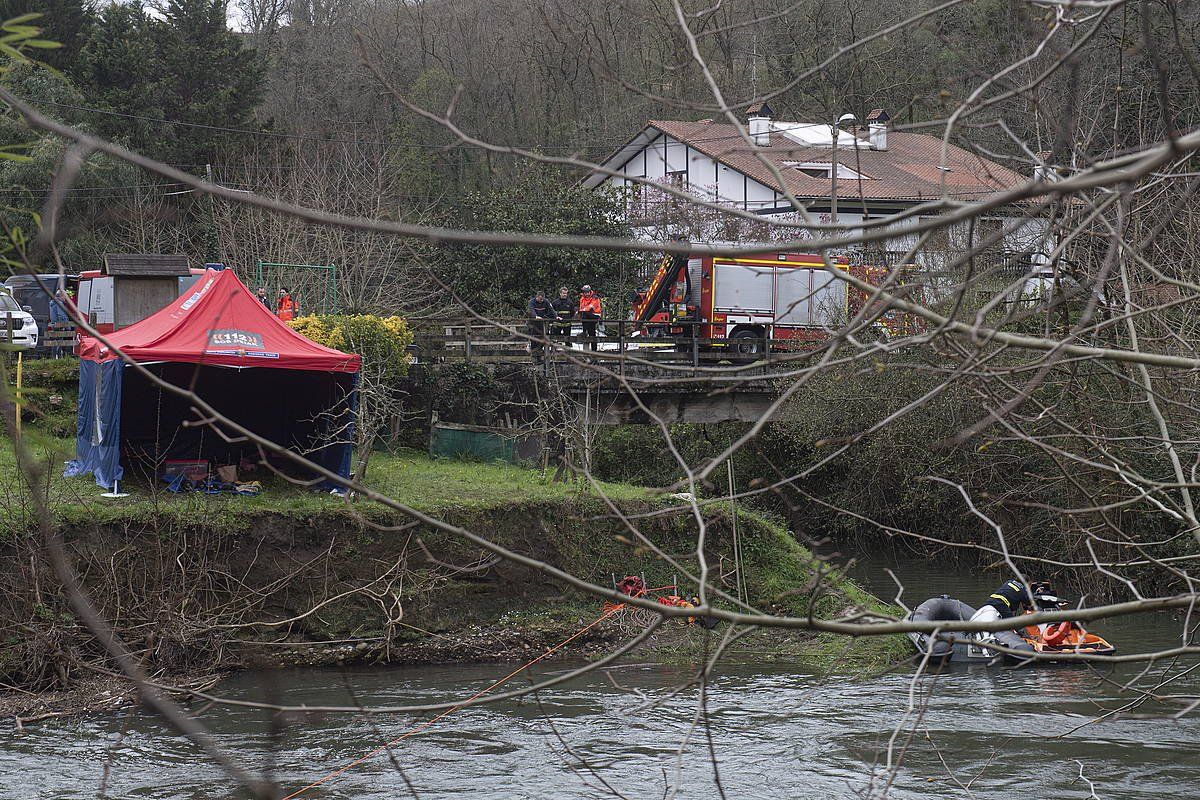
[1043, 622, 1072, 646]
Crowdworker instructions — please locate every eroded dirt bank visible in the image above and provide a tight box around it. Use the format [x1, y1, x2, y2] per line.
[0, 495, 905, 720]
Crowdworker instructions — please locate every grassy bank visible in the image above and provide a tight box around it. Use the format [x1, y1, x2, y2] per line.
[0, 355, 909, 714]
[1, 428, 908, 700]
[0, 430, 650, 526]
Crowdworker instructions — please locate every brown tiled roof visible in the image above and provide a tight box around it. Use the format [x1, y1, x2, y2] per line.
[646, 120, 1030, 204]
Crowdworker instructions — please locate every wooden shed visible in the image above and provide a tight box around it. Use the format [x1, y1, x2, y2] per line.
[80, 254, 194, 331]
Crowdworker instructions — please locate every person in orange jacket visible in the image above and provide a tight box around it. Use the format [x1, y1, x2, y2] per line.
[276, 287, 299, 321]
[578, 284, 602, 351]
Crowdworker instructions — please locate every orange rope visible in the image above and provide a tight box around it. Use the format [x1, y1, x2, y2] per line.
[281, 604, 624, 799]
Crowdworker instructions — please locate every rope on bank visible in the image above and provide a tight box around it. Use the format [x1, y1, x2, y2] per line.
[281, 604, 625, 799]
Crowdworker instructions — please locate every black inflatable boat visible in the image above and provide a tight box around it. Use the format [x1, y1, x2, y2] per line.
[906, 595, 1034, 663]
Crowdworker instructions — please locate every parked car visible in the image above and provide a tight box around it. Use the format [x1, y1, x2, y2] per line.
[4, 273, 76, 354]
[0, 289, 40, 350]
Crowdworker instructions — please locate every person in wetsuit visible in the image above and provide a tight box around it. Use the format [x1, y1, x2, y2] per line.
[970, 579, 1055, 622]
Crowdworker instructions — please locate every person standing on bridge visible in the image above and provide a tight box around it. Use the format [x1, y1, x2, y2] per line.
[578, 285, 602, 351]
[551, 286, 574, 341]
[528, 289, 555, 361]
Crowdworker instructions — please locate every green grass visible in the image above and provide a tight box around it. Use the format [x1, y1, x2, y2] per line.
[365, 451, 650, 513]
[0, 432, 651, 529]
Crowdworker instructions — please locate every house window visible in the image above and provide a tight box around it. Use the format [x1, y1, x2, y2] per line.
[785, 162, 871, 180]
[972, 218, 1003, 248]
[666, 170, 686, 188]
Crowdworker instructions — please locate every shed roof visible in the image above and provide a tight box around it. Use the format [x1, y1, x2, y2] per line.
[103, 253, 191, 277]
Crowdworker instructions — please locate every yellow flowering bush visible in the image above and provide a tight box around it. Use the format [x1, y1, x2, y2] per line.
[288, 314, 414, 381]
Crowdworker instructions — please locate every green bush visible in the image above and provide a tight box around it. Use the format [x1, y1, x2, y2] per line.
[289, 314, 413, 380]
[7, 357, 79, 438]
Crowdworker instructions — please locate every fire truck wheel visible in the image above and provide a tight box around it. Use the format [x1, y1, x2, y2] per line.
[730, 328, 764, 362]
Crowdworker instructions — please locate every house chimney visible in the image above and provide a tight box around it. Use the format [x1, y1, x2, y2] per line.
[866, 108, 890, 151]
[746, 102, 773, 147]
[1033, 150, 1059, 182]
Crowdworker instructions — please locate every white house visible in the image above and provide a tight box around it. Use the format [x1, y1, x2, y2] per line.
[583, 105, 1050, 269]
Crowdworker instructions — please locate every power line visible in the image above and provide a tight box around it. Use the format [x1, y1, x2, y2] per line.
[0, 182, 187, 194]
[33, 98, 780, 157]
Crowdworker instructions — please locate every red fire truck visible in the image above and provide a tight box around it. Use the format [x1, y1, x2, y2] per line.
[630, 251, 917, 359]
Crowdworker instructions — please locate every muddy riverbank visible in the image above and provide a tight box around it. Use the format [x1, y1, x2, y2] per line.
[0, 458, 906, 719]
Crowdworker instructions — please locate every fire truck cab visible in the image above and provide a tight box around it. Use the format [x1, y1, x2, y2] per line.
[631, 251, 851, 359]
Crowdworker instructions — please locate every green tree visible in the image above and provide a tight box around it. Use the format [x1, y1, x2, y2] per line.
[77, 0, 264, 166]
[0, 63, 142, 271]
[0, 0, 92, 73]
[76, 2, 162, 150]
[154, 0, 264, 166]
[443, 173, 640, 315]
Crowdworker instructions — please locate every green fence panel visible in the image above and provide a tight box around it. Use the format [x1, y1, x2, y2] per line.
[430, 426, 514, 462]
[429, 423, 540, 465]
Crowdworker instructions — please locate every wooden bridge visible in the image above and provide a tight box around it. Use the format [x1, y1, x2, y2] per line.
[410, 319, 804, 424]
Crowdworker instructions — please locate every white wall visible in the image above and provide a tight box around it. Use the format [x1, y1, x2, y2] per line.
[604, 133, 777, 210]
[602, 132, 1052, 262]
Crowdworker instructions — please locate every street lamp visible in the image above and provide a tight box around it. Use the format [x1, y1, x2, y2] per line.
[830, 113, 858, 224]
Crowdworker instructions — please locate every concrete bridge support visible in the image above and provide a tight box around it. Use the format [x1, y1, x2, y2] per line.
[571, 389, 777, 424]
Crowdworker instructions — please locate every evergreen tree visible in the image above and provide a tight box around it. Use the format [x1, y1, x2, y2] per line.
[77, 3, 162, 151]
[77, 1, 264, 166]
[154, 0, 264, 166]
[445, 172, 640, 315]
[0, 0, 94, 74]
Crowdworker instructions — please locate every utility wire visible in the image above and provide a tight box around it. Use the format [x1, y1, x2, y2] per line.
[34, 98, 789, 155]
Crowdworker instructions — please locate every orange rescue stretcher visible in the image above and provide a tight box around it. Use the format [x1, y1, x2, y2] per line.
[1020, 617, 1116, 657]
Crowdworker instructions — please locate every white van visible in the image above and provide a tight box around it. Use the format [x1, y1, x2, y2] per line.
[0, 289, 39, 349]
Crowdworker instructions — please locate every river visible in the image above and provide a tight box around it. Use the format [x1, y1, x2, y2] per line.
[3, 555, 1197, 799]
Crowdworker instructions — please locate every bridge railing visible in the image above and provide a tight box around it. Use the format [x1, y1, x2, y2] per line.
[407, 317, 814, 372]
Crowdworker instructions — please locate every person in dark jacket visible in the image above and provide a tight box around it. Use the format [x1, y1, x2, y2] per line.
[528, 289, 555, 360]
[550, 286, 574, 339]
[48, 289, 73, 358]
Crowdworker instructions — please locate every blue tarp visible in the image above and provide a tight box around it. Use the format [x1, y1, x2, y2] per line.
[63, 359, 125, 490]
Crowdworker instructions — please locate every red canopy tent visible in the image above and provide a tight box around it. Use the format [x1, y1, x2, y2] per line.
[68, 269, 360, 490]
[77, 268, 360, 371]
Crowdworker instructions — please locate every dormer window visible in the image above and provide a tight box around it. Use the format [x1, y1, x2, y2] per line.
[784, 162, 871, 180]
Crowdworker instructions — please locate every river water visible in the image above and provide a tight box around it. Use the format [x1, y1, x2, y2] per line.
[3, 556, 1198, 799]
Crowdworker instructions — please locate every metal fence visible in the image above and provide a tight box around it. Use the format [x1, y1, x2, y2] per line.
[253, 261, 340, 315]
